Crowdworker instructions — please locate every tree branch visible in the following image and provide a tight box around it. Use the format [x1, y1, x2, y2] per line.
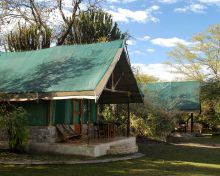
[29, 0, 45, 27]
[57, 0, 81, 45]
[57, 0, 68, 24]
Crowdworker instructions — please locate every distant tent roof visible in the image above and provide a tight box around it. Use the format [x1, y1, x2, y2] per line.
[0, 40, 142, 103]
[140, 81, 201, 112]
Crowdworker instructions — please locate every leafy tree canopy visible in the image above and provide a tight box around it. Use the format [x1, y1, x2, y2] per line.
[132, 65, 159, 83]
[166, 24, 220, 82]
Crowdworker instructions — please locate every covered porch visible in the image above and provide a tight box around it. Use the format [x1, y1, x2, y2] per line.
[27, 45, 142, 156]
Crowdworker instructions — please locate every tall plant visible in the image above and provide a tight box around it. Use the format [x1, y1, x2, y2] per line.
[7, 23, 52, 52]
[65, 10, 125, 44]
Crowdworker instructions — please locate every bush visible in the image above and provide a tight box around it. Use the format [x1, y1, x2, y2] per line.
[99, 103, 177, 139]
[130, 113, 152, 137]
[147, 110, 176, 139]
[99, 104, 127, 136]
[131, 102, 177, 140]
[0, 103, 29, 153]
[199, 79, 220, 131]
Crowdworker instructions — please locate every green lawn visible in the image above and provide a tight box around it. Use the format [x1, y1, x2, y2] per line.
[0, 136, 220, 176]
[170, 135, 220, 145]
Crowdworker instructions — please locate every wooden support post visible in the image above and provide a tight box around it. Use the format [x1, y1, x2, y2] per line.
[127, 93, 131, 137]
[191, 113, 194, 133]
[72, 99, 75, 126]
[87, 100, 91, 144]
[80, 99, 83, 134]
[47, 100, 52, 126]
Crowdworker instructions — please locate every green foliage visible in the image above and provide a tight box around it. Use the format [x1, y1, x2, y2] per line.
[99, 102, 176, 139]
[198, 79, 220, 130]
[98, 104, 127, 136]
[166, 24, 220, 81]
[65, 10, 125, 44]
[147, 110, 176, 139]
[130, 66, 176, 139]
[131, 101, 177, 140]
[7, 23, 52, 52]
[130, 113, 152, 137]
[0, 103, 29, 153]
[201, 79, 220, 102]
[100, 105, 114, 122]
[132, 65, 159, 83]
[136, 74, 159, 84]
[99, 104, 127, 124]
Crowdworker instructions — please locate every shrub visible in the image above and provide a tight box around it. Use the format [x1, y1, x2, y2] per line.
[147, 110, 176, 139]
[0, 103, 29, 153]
[130, 113, 152, 137]
[131, 102, 177, 140]
[100, 103, 177, 139]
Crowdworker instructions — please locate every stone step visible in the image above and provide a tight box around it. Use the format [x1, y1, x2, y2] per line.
[107, 144, 138, 155]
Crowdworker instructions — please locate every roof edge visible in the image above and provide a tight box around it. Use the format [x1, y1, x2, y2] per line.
[0, 91, 96, 102]
[94, 48, 123, 100]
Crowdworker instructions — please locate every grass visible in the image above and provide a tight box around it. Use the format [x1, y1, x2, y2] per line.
[0, 136, 220, 176]
[171, 135, 220, 145]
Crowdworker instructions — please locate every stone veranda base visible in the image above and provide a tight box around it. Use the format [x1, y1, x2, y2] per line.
[0, 137, 138, 157]
[29, 137, 138, 157]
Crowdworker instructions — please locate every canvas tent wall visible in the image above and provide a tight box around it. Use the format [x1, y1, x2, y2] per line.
[140, 81, 200, 112]
[14, 99, 97, 126]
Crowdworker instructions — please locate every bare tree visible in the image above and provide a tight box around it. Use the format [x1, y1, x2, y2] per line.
[0, 0, 103, 47]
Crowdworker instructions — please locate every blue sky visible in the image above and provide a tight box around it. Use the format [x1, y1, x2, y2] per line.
[102, 0, 220, 80]
[2, 0, 220, 80]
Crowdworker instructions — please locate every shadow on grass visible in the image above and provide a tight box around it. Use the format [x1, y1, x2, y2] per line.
[138, 142, 220, 165]
[0, 156, 220, 176]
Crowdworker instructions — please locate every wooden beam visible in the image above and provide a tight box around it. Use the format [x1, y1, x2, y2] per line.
[113, 72, 124, 89]
[104, 88, 130, 94]
[111, 70, 114, 89]
[95, 48, 123, 98]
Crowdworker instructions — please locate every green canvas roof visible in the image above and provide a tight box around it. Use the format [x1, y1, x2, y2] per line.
[0, 40, 142, 103]
[140, 81, 201, 112]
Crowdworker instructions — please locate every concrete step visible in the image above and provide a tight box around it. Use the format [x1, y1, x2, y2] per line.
[107, 143, 138, 155]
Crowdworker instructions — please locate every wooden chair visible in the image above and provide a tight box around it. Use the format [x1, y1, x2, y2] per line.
[56, 124, 81, 142]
